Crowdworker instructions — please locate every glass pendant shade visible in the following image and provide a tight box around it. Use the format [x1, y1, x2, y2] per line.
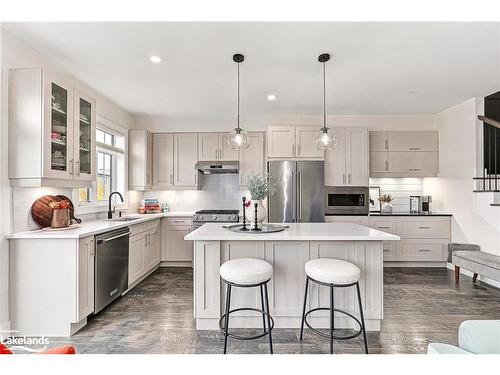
[314, 127, 337, 151]
[228, 127, 250, 150]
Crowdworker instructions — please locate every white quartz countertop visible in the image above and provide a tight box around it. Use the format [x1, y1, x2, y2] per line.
[7, 212, 194, 239]
[184, 222, 400, 241]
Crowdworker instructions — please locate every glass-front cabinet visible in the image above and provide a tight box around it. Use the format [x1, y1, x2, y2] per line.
[8, 68, 96, 187]
[47, 80, 74, 179]
[74, 92, 96, 181]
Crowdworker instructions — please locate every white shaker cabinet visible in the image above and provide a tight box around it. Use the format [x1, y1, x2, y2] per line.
[9, 68, 95, 187]
[174, 133, 198, 187]
[369, 131, 439, 177]
[152, 133, 174, 189]
[267, 126, 324, 159]
[129, 129, 153, 190]
[128, 232, 146, 286]
[267, 126, 296, 157]
[143, 221, 160, 271]
[198, 133, 239, 161]
[325, 127, 369, 186]
[239, 132, 265, 186]
[77, 236, 95, 321]
[128, 220, 161, 287]
[295, 126, 324, 158]
[161, 217, 193, 265]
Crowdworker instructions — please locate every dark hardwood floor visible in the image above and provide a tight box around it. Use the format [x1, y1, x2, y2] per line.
[48, 267, 500, 354]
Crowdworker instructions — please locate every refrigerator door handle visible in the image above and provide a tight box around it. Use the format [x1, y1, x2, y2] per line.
[298, 169, 303, 221]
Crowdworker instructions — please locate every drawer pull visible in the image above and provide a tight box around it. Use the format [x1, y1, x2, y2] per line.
[409, 147, 421, 150]
[383, 249, 391, 252]
[418, 249, 431, 252]
[418, 226, 431, 229]
[409, 168, 421, 171]
[378, 226, 390, 229]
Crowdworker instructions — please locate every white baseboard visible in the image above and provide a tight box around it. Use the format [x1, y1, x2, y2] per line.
[160, 261, 192, 268]
[446, 262, 500, 289]
[385, 261, 446, 268]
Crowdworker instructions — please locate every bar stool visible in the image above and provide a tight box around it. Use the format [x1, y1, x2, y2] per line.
[219, 258, 274, 354]
[299, 258, 368, 354]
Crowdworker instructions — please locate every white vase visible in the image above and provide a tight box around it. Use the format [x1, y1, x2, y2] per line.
[381, 202, 393, 213]
[250, 199, 267, 226]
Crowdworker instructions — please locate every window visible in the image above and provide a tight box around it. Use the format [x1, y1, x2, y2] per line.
[77, 124, 126, 209]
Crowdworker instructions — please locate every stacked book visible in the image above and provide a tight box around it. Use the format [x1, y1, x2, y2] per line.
[144, 199, 161, 214]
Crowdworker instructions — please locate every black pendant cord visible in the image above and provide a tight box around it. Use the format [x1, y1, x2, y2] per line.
[323, 61, 326, 130]
[237, 62, 240, 132]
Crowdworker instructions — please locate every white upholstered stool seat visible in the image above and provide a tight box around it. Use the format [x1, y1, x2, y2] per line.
[220, 258, 273, 285]
[305, 258, 361, 285]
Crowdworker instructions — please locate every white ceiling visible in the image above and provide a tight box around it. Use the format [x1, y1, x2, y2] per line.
[3, 22, 500, 121]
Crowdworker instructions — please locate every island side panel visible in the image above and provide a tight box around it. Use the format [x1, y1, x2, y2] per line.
[194, 240, 221, 329]
[220, 241, 266, 319]
[309, 240, 383, 331]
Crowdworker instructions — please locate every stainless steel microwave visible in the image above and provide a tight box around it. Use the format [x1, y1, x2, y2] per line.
[325, 186, 369, 215]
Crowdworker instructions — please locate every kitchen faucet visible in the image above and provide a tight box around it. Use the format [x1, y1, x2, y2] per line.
[108, 191, 124, 219]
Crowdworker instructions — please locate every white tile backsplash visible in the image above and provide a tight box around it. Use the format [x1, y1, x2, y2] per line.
[369, 178, 424, 212]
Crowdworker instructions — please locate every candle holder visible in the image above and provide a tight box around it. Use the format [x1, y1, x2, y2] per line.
[252, 202, 261, 231]
[241, 197, 249, 231]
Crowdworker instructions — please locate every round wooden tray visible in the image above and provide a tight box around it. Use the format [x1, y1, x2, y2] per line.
[224, 224, 287, 233]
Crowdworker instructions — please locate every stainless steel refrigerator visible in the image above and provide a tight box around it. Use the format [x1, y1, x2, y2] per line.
[268, 160, 325, 223]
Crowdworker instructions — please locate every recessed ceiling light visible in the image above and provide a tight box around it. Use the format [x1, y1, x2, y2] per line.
[267, 94, 276, 101]
[150, 55, 162, 63]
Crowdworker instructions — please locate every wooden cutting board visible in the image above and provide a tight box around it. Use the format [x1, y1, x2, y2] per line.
[30, 195, 81, 228]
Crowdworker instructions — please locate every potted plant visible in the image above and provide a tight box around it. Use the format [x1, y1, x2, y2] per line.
[246, 173, 280, 225]
[378, 193, 394, 213]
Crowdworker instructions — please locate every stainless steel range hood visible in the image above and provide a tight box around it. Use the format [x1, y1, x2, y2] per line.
[195, 161, 239, 174]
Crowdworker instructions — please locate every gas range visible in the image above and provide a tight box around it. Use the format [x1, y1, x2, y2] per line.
[192, 210, 239, 229]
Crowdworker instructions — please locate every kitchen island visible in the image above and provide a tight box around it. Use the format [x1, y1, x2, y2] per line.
[185, 222, 399, 332]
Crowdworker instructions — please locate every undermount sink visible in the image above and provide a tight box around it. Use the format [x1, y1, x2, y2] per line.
[108, 217, 141, 222]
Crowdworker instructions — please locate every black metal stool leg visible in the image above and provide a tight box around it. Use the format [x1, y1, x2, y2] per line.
[223, 284, 232, 354]
[299, 277, 309, 341]
[356, 282, 368, 354]
[264, 283, 273, 354]
[260, 284, 267, 333]
[330, 285, 334, 354]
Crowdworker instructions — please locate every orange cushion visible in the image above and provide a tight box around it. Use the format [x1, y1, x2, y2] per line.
[0, 343, 13, 354]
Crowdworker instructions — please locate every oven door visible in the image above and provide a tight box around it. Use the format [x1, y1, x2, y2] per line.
[325, 187, 369, 215]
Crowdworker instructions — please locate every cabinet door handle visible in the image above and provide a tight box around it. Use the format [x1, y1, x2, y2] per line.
[418, 226, 431, 229]
[69, 159, 74, 176]
[383, 249, 390, 252]
[409, 147, 421, 151]
[342, 173, 346, 185]
[348, 173, 351, 184]
[195, 173, 197, 185]
[292, 144, 296, 156]
[75, 160, 80, 176]
[170, 174, 173, 185]
[385, 139, 388, 150]
[385, 160, 389, 171]
[297, 144, 301, 156]
[409, 168, 420, 171]
[418, 249, 431, 252]
[378, 226, 390, 229]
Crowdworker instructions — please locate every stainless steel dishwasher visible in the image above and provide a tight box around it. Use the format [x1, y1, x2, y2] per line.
[94, 227, 130, 313]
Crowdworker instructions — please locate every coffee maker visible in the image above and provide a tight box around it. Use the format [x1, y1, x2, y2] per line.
[410, 195, 432, 213]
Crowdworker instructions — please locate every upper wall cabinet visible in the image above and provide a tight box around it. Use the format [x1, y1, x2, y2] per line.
[173, 133, 198, 188]
[369, 131, 439, 177]
[267, 126, 323, 158]
[325, 127, 369, 186]
[239, 132, 265, 186]
[198, 133, 238, 162]
[129, 130, 153, 191]
[150, 133, 198, 190]
[9, 68, 96, 187]
[152, 133, 174, 189]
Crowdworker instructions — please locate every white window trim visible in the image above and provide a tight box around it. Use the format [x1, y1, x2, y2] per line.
[74, 116, 129, 215]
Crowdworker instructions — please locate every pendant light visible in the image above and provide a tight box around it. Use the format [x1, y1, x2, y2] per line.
[228, 53, 250, 150]
[314, 53, 337, 150]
